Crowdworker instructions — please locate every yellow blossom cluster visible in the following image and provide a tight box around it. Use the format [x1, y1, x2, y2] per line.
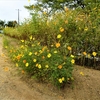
[47, 53, 51, 58]
[60, 27, 64, 32]
[36, 63, 42, 69]
[25, 63, 29, 67]
[58, 77, 65, 83]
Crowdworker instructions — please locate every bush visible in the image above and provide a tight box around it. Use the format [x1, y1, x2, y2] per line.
[8, 34, 75, 88]
[3, 27, 20, 39]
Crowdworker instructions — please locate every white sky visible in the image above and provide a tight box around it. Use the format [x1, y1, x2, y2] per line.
[0, 0, 36, 23]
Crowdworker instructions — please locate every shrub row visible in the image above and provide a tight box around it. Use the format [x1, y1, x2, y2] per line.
[6, 35, 75, 88]
[4, 7, 100, 68]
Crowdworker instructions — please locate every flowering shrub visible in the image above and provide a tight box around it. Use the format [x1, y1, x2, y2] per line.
[7, 34, 75, 88]
[4, 8, 100, 58]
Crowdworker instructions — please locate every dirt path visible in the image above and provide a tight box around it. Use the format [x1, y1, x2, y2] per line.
[0, 36, 38, 100]
[0, 35, 100, 100]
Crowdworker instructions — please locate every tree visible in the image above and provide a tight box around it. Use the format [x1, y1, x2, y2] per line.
[7, 20, 17, 27]
[25, 0, 84, 12]
[24, 0, 100, 18]
[37, 0, 100, 9]
[0, 20, 5, 30]
[37, 0, 85, 9]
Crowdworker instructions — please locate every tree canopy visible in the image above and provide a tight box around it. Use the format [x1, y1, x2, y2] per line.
[0, 20, 5, 26]
[0, 20, 5, 30]
[24, 0, 100, 16]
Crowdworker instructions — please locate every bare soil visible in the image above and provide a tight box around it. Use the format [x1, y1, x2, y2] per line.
[0, 35, 100, 100]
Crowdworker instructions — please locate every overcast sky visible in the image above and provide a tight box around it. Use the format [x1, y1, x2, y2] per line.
[0, 0, 35, 23]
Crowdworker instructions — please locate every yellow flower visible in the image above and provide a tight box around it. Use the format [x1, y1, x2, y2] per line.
[62, 77, 65, 81]
[23, 60, 26, 63]
[80, 72, 84, 76]
[29, 52, 32, 56]
[33, 59, 37, 62]
[25, 63, 29, 67]
[70, 55, 74, 58]
[34, 52, 38, 55]
[30, 35, 32, 40]
[54, 51, 57, 53]
[58, 65, 63, 69]
[83, 52, 87, 56]
[60, 27, 64, 32]
[84, 27, 88, 31]
[39, 50, 42, 53]
[58, 78, 63, 83]
[38, 64, 42, 69]
[20, 45, 24, 49]
[67, 46, 72, 51]
[21, 40, 24, 42]
[36, 63, 38, 67]
[55, 43, 60, 48]
[51, 44, 54, 47]
[71, 59, 75, 64]
[92, 52, 97, 57]
[87, 54, 91, 58]
[45, 65, 49, 68]
[33, 38, 35, 40]
[16, 55, 21, 60]
[47, 53, 51, 58]
[57, 34, 62, 39]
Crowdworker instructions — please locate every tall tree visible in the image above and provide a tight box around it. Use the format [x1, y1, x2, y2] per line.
[0, 20, 5, 30]
[25, 0, 100, 15]
[25, 0, 85, 14]
[0, 20, 5, 26]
